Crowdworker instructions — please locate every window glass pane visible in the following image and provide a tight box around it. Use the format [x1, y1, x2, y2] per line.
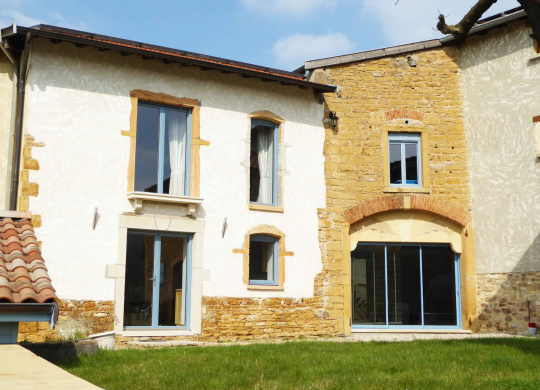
[134, 105, 160, 192]
[422, 246, 457, 326]
[124, 234, 154, 327]
[351, 244, 386, 325]
[389, 143, 402, 184]
[249, 239, 275, 283]
[250, 129, 260, 202]
[163, 109, 188, 196]
[405, 143, 418, 185]
[250, 122, 274, 204]
[158, 236, 187, 327]
[387, 246, 422, 326]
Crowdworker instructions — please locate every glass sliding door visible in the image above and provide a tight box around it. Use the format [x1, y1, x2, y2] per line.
[387, 245, 422, 326]
[124, 231, 192, 329]
[351, 243, 461, 329]
[422, 246, 457, 326]
[351, 245, 386, 325]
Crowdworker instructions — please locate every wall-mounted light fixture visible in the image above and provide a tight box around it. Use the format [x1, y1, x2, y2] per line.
[329, 111, 339, 127]
[323, 111, 339, 128]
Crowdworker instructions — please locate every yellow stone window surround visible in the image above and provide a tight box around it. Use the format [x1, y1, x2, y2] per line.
[247, 111, 285, 213]
[122, 89, 210, 206]
[382, 124, 430, 194]
[233, 224, 294, 291]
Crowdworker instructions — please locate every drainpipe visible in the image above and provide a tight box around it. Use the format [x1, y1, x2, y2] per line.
[0, 29, 19, 210]
[9, 31, 32, 211]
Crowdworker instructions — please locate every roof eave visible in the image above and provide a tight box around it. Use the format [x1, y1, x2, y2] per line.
[0, 302, 58, 328]
[305, 39, 441, 70]
[1, 25, 336, 93]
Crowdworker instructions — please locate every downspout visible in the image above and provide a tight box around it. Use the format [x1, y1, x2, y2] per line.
[10, 31, 32, 211]
[0, 26, 19, 210]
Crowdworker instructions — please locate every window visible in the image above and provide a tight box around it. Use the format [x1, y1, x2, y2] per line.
[351, 244, 460, 329]
[250, 120, 278, 206]
[249, 235, 278, 285]
[123, 231, 192, 329]
[134, 103, 191, 196]
[388, 133, 421, 187]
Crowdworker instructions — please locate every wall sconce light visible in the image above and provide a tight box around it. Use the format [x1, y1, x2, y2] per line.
[329, 111, 339, 127]
[407, 56, 417, 67]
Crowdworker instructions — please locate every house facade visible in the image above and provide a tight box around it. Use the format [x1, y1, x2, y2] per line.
[459, 16, 540, 333]
[0, 24, 340, 343]
[306, 7, 539, 335]
[1, 7, 539, 344]
[308, 42, 477, 333]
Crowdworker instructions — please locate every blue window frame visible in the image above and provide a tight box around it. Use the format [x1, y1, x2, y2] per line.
[351, 243, 461, 330]
[250, 119, 278, 206]
[134, 102, 191, 196]
[388, 133, 421, 187]
[123, 231, 193, 330]
[249, 235, 279, 286]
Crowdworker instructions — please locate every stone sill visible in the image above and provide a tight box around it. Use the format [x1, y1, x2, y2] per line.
[351, 329, 471, 334]
[127, 191, 203, 215]
[383, 186, 430, 194]
[248, 204, 284, 213]
[247, 285, 284, 291]
[0, 210, 32, 219]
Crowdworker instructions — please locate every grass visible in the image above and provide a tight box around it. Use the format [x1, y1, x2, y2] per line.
[58, 338, 540, 390]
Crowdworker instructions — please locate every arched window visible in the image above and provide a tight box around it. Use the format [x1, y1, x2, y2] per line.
[249, 235, 279, 285]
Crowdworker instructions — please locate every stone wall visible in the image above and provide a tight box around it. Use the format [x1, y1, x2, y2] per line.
[197, 296, 338, 341]
[313, 46, 473, 333]
[477, 272, 540, 334]
[18, 300, 114, 343]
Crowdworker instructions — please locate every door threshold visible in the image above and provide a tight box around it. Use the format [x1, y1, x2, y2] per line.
[351, 329, 472, 334]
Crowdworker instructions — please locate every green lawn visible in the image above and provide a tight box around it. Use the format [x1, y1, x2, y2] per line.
[59, 338, 540, 390]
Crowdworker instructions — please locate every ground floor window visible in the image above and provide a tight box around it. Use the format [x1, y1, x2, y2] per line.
[351, 244, 460, 329]
[123, 231, 192, 329]
[249, 235, 278, 285]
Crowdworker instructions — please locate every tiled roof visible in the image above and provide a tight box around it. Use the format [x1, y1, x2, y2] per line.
[0, 218, 58, 304]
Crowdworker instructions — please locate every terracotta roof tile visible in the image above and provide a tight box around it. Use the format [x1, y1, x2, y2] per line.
[0, 218, 58, 303]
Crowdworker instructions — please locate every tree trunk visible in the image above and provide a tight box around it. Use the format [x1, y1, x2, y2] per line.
[519, 0, 540, 42]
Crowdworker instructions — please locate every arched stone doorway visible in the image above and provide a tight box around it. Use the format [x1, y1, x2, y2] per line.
[341, 195, 477, 334]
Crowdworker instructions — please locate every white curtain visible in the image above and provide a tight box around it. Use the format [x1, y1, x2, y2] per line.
[257, 128, 273, 203]
[167, 110, 187, 196]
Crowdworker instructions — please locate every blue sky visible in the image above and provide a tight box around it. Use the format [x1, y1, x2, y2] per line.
[0, 0, 520, 71]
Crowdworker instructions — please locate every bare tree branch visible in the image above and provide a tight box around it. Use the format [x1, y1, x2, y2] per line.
[437, 0, 499, 39]
[436, 0, 540, 43]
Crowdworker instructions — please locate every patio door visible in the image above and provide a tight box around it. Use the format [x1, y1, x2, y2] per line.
[351, 244, 461, 329]
[123, 231, 192, 330]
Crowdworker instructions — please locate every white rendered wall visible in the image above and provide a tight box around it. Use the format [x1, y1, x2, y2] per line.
[461, 21, 540, 273]
[22, 39, 325, 301]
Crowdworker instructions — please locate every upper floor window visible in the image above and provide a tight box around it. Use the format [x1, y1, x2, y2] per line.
[134, 103, 191, 196]
[249, 235, 278, 285]
[389, 133, 421, 187]
[250, 119, 278, 206]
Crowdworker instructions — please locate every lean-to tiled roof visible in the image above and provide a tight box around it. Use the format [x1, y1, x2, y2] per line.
[0, 218, 58, 304]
